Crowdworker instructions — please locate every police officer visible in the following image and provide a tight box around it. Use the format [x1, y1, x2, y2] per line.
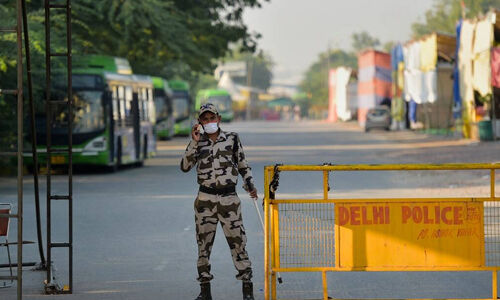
[181, 103, 257, 300]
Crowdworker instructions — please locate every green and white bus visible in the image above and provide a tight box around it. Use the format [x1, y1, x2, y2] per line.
[195, 89, 234, 122]
[168, 80, 192, 136]
[31, 55, 156, 170]
[152, 77, 175, 140]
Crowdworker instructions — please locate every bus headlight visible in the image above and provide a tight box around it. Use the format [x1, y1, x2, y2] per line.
[83, 136, 107, 152]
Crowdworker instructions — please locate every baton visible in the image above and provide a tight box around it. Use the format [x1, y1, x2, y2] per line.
[252, 196, 283, 284]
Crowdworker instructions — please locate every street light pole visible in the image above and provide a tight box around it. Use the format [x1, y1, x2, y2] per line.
[246, 59, 253, 120]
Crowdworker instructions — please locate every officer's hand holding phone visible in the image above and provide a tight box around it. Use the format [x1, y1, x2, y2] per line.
[191, 123, 203, 142]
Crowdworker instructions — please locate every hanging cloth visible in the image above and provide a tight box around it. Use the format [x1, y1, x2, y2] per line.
[491, 47, 500, 88]
[472, 16, 493, 97]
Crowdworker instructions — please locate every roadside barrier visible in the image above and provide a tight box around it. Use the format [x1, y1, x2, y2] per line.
[263, 163, 500, 300]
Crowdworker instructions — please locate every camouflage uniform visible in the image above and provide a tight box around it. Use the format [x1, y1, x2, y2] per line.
[181, 130, 255, 283]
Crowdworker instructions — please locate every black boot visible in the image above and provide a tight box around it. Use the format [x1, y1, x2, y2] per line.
[242, 281, 254, 300]
[195, 282, 212, 300]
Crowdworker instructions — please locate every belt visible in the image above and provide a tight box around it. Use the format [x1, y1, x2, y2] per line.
[199, 185, 236, 195]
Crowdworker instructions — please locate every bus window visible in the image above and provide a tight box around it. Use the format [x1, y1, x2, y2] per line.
[147, 88, 155, 123]
[141, 88, 148, 121]
[125, 86, 133, 124]
[73, 91, 105, 133]
[112, 86, 120, 122]
[118, 86, 126, 125]
[173, 97, 189, 121]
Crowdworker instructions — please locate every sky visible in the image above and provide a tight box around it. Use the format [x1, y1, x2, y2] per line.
[243, 0, 436, 86]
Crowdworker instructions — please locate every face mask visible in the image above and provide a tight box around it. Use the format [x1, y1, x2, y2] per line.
[203, 122, 219, 134]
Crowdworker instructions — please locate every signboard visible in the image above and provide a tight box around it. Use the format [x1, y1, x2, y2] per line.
[335, 201, 484, 268]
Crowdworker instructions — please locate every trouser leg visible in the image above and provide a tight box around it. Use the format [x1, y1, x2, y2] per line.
[218, 194, 252, 281]
[195, 194, 218, 282]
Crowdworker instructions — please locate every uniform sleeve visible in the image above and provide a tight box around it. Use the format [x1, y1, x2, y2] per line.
[235, 134, 255, 192]
[180, 140, 198, 172]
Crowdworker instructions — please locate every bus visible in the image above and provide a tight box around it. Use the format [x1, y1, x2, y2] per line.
[152, 77, 175, 140]
[30, 55, 156, 170]
[168, 80, 192, 136]
[195, 89, 234, 122]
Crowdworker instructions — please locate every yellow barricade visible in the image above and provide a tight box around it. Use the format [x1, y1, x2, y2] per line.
[263, 163, 500, 300]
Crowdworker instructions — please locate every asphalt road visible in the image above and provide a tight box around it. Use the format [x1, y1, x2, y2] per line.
[1, 120, 499, 299]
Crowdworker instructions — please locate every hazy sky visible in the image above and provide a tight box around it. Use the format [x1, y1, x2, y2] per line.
[243, 0, 436, 85]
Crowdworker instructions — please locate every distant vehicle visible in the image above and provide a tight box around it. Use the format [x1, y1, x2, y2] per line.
[195, 89, 234, 122]
[365, 106, 391, 132]
[152, 77, 175, 140]
[169, 80, 192, 136]
[28, 55, 156, 170]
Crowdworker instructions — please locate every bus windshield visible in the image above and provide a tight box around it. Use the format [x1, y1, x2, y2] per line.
[173, 97, 190, 121]
[52, 90, 105, 133]
[206, 95, 231, 113]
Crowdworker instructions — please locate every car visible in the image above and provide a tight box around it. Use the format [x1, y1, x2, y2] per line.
[365, 106, 391, 132]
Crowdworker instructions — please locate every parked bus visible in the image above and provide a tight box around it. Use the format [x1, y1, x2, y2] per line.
[152, 77, 175, 140]
[168, 80, 192, 136]
[195, 89, 234, 122]
[30, 55, 156, 170]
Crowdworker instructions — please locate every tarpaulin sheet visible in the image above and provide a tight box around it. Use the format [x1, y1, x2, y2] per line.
[391, 44, 404, 71]
[358, 107, 370, 125]
[404, 70, 437, 104]
[459, 20, 475, 107]
[358, 79, 392, 97]
[491, 47, 500, 88]
[472, 16, 493, 97]
[420, 34, 438, 72]
[358, 50, 391, 69]
[357, 94, 388, 109]
[358, 66, 392, 83]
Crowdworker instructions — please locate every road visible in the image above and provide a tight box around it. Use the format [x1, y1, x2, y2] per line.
[1, 120, 499, 299]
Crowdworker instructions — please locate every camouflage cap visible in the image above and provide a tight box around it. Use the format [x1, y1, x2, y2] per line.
[199, 103, 219, 116]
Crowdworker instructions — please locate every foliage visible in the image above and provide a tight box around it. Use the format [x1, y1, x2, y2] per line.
[299, 49, 357, 108]
[412, 0, 500, 38]
[71, 0, 268, 76]
[351, 31, 380, 52]
[0, 0, 268, 153]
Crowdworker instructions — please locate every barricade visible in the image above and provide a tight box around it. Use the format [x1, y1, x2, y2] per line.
[263, 163, 500, 300]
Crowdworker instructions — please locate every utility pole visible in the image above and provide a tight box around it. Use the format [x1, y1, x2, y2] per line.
[246, 59, 253, 120]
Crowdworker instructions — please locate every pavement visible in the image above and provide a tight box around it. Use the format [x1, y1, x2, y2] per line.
[0, 120, 499, 299]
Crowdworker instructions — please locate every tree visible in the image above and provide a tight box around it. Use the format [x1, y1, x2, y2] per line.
[299, 49, 357, 108]
[412, 0, 500, 38]
[70, 0, 268, 77]
[351, 31, 380, 52]
[0, 0, 269, 156]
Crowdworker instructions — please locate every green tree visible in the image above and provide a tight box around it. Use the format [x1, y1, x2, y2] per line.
[0, 0, 268, 159]
[412, 0, 500, 37]
[351, 31, 380, 52]
[71, 0, 268, 76]
[299, 49, 357, 108]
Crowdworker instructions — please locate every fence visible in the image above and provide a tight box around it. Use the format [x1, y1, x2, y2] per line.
[263, 163, 500, 300]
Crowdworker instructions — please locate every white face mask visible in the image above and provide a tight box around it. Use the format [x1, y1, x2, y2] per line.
[203, 122, 219, 134]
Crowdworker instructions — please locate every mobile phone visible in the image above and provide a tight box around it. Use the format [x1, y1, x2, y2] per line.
[197, 123, 204, 135]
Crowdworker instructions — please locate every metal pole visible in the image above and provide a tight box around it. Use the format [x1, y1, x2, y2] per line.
[44, 0, 52, 284]
[253, 197, 282, 283]
[21, 0, 46, 268]
[16, 0, 24, 297]
[66, 0, 73, 291]
[245, 60, 252, 120]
